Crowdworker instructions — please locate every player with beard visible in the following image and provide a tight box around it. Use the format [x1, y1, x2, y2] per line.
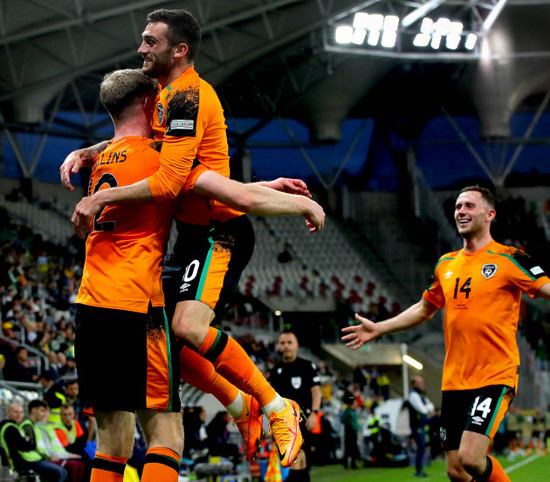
[61, 8, 313, 468]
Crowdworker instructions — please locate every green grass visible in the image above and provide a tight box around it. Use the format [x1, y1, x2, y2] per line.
[308, 453, 550, 481]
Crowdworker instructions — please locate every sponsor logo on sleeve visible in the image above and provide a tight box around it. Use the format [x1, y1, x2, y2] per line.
[170, 119, 194, 130]
[481, 264, 497, 279]
[530, 266, 544, 276]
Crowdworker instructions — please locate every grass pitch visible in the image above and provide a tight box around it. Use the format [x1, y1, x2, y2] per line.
[309, 453, 548, 481]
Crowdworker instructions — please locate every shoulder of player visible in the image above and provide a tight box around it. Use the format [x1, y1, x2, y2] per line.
[433, 250, 460, 270]
[485, 241, 532, 266]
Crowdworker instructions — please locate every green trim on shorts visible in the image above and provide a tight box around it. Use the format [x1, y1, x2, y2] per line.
[196, 230, 215, 300]
[163, 308, 173, 411]
[485, 386, 507, 436]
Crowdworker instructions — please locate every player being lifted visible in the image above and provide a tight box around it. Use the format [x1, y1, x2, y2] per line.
[61, 9, 324, 468]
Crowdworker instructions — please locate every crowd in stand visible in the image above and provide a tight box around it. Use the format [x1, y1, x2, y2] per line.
[1, 188, 550, 479]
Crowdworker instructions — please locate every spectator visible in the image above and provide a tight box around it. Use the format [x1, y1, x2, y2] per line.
[377, 371, 390, 401]
[56, 352, 68, 378]
[37, 405, 86, 482]
[0, 401, 67, 481]
[206, 411, 240, 462]
[4, 346, 37, 382]
[341, 392, 360, 470]
[182, 406, 208, 463]
[46, 351, 61, 380]
[53, 404, 87, 459]
[408, 376, 434, 478]
[64, 357, 77, 379]
[39, 372, 67, 424]
[22, 400, 85, 481]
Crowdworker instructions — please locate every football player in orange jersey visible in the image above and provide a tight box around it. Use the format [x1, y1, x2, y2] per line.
[75, 69, 183, 482]
[62, 9, 324, 468]
[342, 186, 550, 482]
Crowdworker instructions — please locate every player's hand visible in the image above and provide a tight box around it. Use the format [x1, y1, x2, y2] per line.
[60, 149, 93, 191]
[263, 178, 312, 198]
[341, 313, 379, 350]
[304, 199, 325, 233]
[71, 195, 102, 238]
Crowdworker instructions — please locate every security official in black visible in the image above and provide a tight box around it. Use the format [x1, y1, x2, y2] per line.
[269, 331, 321, 482]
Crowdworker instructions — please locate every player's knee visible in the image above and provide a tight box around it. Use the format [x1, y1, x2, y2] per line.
[458, 451, 484, 477]
[97, 441, 134, 459]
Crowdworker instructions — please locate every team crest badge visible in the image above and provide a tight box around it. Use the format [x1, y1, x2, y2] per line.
[157, 103, 164, 125]
[291, 376, 302, 389]
[481, 264, 497, 279]
[439, 427, 447, 442]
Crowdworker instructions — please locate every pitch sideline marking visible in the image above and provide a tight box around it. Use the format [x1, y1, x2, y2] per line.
[505, 454, 541, 473]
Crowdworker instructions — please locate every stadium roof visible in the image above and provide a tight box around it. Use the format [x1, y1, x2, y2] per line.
[2, 0, 550, 185]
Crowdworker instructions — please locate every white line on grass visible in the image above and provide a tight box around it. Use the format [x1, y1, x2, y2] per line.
[505, 454, 541, 473]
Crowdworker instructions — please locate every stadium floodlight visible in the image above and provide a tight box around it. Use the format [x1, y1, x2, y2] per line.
[383, 15, 399, 33]
[381, 31, 397, 48]
[335, 25, 353, 44]
[446, 33, 461, 50]
[413, 33, 431, 47]
[420, 17, 434, 34]
[465, 32, 477, 50]
[434, 17, 451, 35]
[367, 13, 384, 31]
[430, 33, 441, 49]
[402, 0, 447, 28]
[403, 355, 423, 370]
[353, 12, 369, 30]
[449, 21, 463, 35]
[352, 28, 367, 45]
[482, 0, 508, 33]
[367, 30, 381, 46]
[274, 310, 282, 316]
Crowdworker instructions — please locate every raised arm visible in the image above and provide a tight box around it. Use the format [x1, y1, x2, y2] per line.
[60, 141, 109, 191]
[193, 170, 325, 232]
[341, 296, 439, 350]
[537, 282, 550, 301]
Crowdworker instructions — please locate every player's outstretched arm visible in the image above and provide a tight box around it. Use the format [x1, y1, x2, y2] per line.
[341, 297, 438, 350]
[60, 141, 109, 191]
[537, 282, 550, 301]
[193, 170, 325, 232]
[257, 178, 311, 198]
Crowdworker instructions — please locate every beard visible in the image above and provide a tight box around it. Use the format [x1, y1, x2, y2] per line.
[142, 49, 173, 78]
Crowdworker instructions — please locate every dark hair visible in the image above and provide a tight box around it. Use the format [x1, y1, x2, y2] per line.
[29, 399, 48, 411]
[146, 9, 201, 62]
[100, 69, 157, 117]
[39, 371, 53, 381]
[459, 185, 495, 209]
[280, 330, 299, 342]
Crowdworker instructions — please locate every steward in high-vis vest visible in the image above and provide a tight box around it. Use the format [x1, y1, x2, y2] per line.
[53, 403, 86, 456]
[0, 401, 67, 481]
[38, 371, 67, 424]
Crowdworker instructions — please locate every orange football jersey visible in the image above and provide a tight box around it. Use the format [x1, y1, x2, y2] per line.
[76, 136, 174, 313]
[147, 65, 241, 225]
[423, 240, 549, 391]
